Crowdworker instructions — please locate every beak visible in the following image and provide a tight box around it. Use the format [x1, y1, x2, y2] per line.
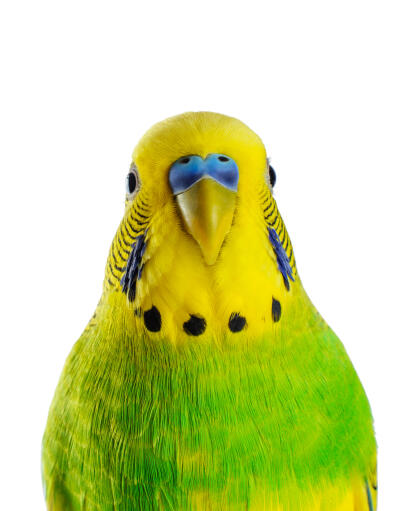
[176, 178, 236, 265]
[169, 153, 239, 265]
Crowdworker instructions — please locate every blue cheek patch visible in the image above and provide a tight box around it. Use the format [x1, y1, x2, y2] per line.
[268, 227, 295, 291]
[169, 154, 239, 194]
[120, 232, 147, 302]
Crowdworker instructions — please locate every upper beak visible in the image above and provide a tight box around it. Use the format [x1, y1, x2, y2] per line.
[175, 177, 236, 265]
[169, 153, 239, 265]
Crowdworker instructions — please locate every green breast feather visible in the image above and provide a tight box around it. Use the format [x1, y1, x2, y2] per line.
[42, 288, 375, 510]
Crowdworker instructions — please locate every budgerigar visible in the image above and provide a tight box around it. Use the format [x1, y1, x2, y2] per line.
[42, 112, 376, 510]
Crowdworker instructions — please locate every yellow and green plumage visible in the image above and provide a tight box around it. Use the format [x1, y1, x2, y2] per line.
[42, 112, 377, 510]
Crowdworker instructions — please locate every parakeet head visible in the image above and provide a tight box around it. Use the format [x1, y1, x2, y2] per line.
[101, 112, 297, 343]
[132, 112, 271, 265]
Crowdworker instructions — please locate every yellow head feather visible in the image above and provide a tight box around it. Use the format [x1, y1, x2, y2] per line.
[133, 112, 267, 208]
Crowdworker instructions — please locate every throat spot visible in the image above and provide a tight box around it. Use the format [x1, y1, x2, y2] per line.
[134, 298, 283, 337]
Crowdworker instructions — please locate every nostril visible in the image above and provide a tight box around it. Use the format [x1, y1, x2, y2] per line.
[218, 156, 229, 162]
[180, 157, 191, 164]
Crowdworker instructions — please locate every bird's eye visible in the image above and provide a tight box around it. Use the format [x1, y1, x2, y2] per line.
[268, 164, 276, 188]
[126, 164, 140, 199]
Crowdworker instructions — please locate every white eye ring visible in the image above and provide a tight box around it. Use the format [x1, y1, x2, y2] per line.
[126, 163, 140, 199]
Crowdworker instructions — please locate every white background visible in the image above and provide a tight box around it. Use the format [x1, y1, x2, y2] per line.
[1, 1, 407, 509]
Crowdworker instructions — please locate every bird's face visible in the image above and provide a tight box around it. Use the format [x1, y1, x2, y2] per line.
[104, 112, 296, 342]
[129, 112, 271, 266]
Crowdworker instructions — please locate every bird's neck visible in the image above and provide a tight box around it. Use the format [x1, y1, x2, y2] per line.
[99, 194, 302, 345]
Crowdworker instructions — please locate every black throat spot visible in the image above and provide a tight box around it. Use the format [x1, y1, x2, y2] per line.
[144, 306, 162, 332]
[183, 315, 206, 336]
[272, 298, 282, 322]
[228, 313, 247, 333]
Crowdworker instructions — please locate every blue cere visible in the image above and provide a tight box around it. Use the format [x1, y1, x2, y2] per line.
[169, 154, 239, 194]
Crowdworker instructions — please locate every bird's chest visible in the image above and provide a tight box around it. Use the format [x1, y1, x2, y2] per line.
[53, 329, 373, 510]
[87, 336, 352, 493]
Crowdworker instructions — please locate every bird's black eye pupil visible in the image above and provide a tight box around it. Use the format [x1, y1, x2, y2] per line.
[180, 157, 190, 164]
[218, 156, 229, 162]
[268, 165, 276, 188]
[127, 172, 137, 194]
